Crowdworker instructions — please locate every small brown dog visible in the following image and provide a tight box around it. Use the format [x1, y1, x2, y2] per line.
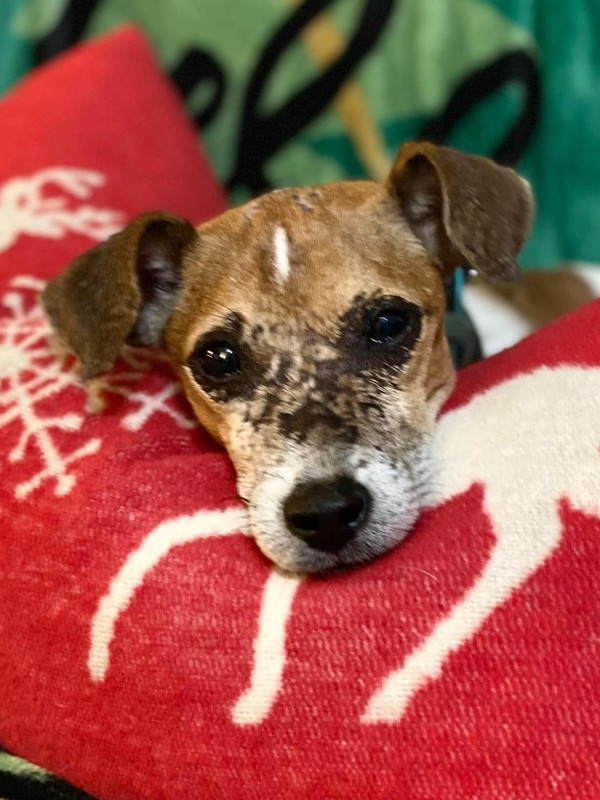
[42, 142, 533, 573]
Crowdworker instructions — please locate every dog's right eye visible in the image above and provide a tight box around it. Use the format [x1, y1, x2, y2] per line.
[189, 340, 242, 382]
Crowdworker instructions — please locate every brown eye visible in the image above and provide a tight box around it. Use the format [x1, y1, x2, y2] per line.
[191, 340, 241, 381]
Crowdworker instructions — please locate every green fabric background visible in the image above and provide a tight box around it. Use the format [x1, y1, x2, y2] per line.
[2, 0, 600, 268]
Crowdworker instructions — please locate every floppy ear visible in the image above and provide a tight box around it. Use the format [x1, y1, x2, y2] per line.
[42, 211, 197, 379]
[387, 141, 534, 280]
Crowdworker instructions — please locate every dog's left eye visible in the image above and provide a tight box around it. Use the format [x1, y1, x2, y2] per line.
[190, 340, 241, 381]
[368, 308, 413, 346]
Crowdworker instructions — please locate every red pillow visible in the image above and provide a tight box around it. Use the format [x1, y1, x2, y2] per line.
[2, 30, 600, 800]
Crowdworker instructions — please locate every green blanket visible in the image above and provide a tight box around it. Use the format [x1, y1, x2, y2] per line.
[2, 0, 599, 268]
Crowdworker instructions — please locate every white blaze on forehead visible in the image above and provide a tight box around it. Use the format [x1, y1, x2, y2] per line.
[273, 226, 291, 284]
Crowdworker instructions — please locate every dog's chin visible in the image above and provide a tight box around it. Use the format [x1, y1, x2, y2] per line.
[252, 522, 417, 575]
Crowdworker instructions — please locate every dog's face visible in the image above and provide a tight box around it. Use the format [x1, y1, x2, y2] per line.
[169, 183, 452, 572]
[42, 143, 533, 573]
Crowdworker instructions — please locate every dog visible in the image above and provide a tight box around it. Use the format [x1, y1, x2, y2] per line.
[462, 263, 600, 357]
[42, 141, 533, 574]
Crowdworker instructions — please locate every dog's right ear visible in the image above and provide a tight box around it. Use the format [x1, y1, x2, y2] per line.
[42, 212, 197, 379]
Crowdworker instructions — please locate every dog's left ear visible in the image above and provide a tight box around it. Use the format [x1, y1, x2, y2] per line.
[387, 141, 534, 280]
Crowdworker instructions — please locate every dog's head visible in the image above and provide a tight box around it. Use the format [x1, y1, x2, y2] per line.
[43, 143, 533, 573]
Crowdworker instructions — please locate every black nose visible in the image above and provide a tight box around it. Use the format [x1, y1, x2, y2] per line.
[283, 477, 370, 552]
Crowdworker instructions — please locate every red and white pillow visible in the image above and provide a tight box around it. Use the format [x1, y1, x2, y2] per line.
[2, 28, 600, 800]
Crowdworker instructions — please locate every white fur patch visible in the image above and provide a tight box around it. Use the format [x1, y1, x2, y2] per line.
[273, 226, 291, 284]
[462, 282, 533, 357]
[464, 264, 600, 359]
[572, 262, 600, 297]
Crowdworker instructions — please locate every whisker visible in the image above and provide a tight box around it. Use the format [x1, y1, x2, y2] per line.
[398, 565, 440, 583]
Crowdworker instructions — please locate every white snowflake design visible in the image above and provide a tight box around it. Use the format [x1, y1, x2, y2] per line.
[0, 277, 195, 500]
[0, 168, 125, 254]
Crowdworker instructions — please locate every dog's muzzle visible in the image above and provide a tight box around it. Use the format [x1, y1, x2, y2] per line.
[283, 476, 371, 553]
